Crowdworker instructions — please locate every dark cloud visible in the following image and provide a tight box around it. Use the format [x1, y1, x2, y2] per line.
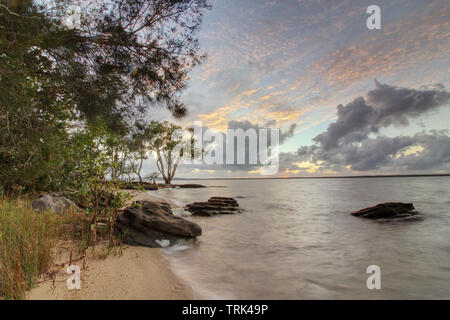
[313, 97, 374, 150]
[297, 82, 450, 172]
[368, 81, 450, 127]
[280, 123, 297, 144]
[311, 135, 418, 171]
[395, 131, 450, 171]
[313, 81, 450, 151]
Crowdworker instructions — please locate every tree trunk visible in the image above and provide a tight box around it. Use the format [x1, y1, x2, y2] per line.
[156, 151, 170, 185]
[164, 176, 171, 185]
[137, 158, 144, 184]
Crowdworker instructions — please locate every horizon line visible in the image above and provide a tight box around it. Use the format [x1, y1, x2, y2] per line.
[173, 173, 450, 181]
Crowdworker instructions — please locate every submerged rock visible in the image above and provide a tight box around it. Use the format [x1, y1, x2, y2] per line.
[32, 194, 82, 214]
[185, 197, 242, 216]
[351, 202, 423, 222]
[116, 200, 202, 248]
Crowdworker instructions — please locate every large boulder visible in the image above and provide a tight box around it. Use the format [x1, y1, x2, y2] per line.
[185, 197, 242, 216]
[116, 201, 202, 248]
[351, 202, 423, 221]
[32, 194, 82, 214]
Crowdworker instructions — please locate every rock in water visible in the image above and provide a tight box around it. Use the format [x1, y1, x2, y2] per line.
[116, 201, 202, 248]
[176, 184, 207, 189]
[32, 194, 82, 214]
[185, 197, 242, 216]
[122, 182, 158, 191]
[351, 202, 423, 221]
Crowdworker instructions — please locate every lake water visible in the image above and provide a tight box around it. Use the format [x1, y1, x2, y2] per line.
[150, 177, 450, 299]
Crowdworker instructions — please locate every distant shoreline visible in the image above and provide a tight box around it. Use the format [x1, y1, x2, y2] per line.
[174, 173, 450, 181]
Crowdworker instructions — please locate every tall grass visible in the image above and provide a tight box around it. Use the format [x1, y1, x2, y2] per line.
[0, 198, 60, 299]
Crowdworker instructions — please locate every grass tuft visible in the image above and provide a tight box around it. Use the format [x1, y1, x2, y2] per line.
[0, 198, 60, 300]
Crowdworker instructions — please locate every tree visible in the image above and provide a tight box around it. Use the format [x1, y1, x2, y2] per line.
[0, 0, 210, 192]
[1, 0, 210, 127]
[44, 0, 211, 129]
[124, 120, 165, 185]
[146, 121, 192, 185]
[0, 0, 77, 192]
[70, 123, 130, 246]
[145, 172, 159, 184]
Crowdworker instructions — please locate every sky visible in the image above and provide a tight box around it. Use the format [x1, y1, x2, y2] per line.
[145, 0, 450, 179]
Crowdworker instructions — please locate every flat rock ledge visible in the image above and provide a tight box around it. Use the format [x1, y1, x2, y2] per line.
[185, 197, 242, 217]
[116, 200, 202, 248]
[351, 202, 423, 222]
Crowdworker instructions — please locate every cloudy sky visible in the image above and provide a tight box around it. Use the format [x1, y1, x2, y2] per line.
[146, 0, 450, 179]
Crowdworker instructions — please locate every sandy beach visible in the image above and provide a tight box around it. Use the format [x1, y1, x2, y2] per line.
[28, 191, 194, 300]
[28, 245, 194, 300]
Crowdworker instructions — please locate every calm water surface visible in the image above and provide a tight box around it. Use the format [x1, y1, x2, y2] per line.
[150, 177, 450, 299]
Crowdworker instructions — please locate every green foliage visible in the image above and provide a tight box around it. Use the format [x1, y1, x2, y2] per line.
[0, 1, 77, 192]
[0, 0, 210, 193]
[69, 123, 130, 247]
[1, 0, 210, 127]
